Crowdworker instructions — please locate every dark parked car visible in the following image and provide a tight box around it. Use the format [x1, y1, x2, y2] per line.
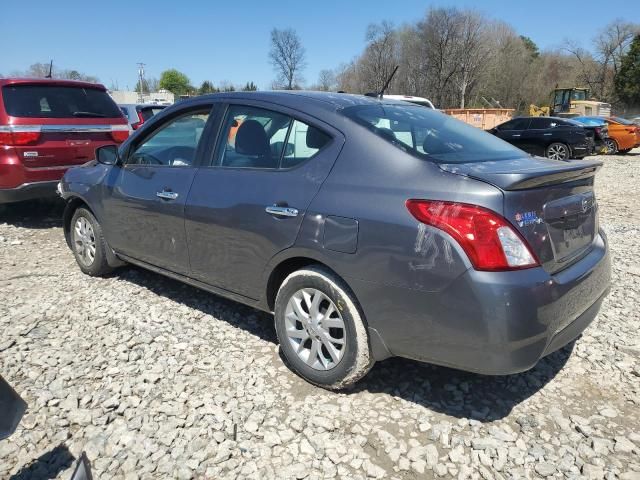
[59, 92, 610, 389]
[119, 103, 166, 130]
[0, 78, 129, 204]
[489, 116, 592, 160]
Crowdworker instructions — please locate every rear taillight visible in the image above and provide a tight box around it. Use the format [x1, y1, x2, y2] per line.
[0, 126, 41, 146]
[406, 200, 539, 271]
[131, 111, 145, 130]
[110, 125, 130, 143]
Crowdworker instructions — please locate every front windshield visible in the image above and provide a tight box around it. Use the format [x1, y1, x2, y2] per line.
[342, 104, 523, 163]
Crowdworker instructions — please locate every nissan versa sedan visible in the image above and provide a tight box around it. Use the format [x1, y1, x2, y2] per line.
[58, 91, 611, 389]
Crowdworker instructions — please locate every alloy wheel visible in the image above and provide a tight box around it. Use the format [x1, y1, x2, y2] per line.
[547, 144, 568, 161]
[284, 288, 346, 370]
[605, 139, 618, 154]
[74, 217, 96, 267]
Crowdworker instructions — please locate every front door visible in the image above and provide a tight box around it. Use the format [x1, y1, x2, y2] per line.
[494, 117, 531, 152]
[185, 102, 343, 299]
[102, 107, 212, 275]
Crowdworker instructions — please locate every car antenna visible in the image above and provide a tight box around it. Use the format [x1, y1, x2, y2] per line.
[45, 60, 53, 79]
[363, 65, 399, 99]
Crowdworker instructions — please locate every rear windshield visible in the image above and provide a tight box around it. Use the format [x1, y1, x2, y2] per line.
[138, 106, 165, 121]
[342, 104, 523, 163]
[2, 84, 123, 119]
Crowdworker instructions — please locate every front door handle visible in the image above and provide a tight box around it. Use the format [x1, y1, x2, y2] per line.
[512, 134, 521, 137]
[156, 190, 179, 200]
[265, 205, 299, 217]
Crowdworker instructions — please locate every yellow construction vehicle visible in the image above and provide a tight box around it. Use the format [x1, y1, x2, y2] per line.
[529, 87, 611, 118]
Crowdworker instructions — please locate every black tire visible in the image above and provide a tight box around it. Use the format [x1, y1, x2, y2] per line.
[70, 207, 113, 276]
[605, 138, 618, 154]
[274, 266, 374, 389]
[545, 142, 570, 161]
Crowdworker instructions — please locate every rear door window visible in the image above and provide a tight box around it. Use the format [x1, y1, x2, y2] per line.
[215, 105, 331, 170]
[2, 84, 123, 119]
[529, 118, 553, 129]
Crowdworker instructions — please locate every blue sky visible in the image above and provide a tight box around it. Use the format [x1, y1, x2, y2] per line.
[2, 0, 638, 90]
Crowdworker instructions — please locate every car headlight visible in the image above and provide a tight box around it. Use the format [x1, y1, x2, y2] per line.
[56, 182, 64, 196]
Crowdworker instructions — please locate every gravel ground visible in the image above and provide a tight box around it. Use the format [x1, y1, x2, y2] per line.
[1, 151, 639, 480]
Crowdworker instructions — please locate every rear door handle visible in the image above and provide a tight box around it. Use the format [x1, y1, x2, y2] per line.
[265, 205, 299, 217]
[511, 134, 521, 137]
[156, 190, 179, 200]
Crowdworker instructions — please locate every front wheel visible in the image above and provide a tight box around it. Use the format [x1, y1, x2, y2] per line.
[274, 266, 374, 389]
[70, 207, 113, 277]
[546, 143, 570, 161]
[605, 138, 618, 154]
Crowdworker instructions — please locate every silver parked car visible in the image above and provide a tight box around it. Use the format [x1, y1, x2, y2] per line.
[59, 91, 611, 389]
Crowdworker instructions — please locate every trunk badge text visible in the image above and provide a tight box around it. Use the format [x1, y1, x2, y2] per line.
[515, 211, 542, 227]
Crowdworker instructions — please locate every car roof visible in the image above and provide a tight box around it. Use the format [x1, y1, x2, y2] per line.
[192, 90, 412, 112]
[0, 77, 107, 90]
[118, 103, 167, 108]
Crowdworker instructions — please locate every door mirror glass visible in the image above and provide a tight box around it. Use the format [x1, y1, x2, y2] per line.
[96, 145, 120, 165]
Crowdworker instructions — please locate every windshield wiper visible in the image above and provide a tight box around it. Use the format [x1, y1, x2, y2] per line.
[72, 111, 107, 118]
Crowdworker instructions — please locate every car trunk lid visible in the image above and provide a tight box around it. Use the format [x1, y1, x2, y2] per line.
[439, 156, 601, 273]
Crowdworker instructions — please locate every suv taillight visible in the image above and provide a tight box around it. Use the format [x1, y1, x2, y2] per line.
[406, 200, 539, 271]
[131, 111, 145, 130]
[0, 126, 41, 146]
[110, 125, 130, 142]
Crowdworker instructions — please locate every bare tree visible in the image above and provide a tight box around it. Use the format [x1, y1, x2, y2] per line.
[315, 69, 337, 91]
[269, 28, 306, 89]
[358, 21, 398, 93]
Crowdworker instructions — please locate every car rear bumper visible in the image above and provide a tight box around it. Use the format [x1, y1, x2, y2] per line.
[348, 230, 611, 374]
[0, 181, 60, 204]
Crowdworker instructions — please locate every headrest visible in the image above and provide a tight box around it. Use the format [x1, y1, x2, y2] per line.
[235, 120, 269, 156]
[306, 126, 328, 149]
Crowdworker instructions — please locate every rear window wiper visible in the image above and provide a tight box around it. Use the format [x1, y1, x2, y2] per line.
[72, 111, 108, 118]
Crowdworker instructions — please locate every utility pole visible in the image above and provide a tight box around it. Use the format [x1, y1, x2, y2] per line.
[137, 62, 146, 103]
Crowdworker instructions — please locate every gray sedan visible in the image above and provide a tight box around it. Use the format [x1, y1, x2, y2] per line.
[59, 91, 610, 389]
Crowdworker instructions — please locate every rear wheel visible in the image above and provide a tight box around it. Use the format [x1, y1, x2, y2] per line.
[274, 266, 373, 389]
[605, 138, 618, 154]
[70, 207, 112, 276]
[546, 143, 570, 161]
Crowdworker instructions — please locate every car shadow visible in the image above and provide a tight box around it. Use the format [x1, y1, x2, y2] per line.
[116, 266, 278, 345]
[116, 264, 571, 421]
[9, 444, 75, 480]
[349, 342, 573, 422]
[0, 199, 64, 229]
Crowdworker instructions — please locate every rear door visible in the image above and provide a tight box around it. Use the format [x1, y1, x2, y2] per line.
[1, 83, 128, 171]
[102, 105, 214, 275]
[185, 102, 343, 299]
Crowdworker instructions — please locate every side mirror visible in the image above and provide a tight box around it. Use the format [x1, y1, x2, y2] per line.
[96, 145, 120, 165]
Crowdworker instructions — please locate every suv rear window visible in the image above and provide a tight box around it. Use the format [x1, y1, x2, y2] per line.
[343, 104, 522, 163]
[2, 84, 123, 119]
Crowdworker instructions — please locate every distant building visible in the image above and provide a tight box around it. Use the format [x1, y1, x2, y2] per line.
[108, 89, 174, 105]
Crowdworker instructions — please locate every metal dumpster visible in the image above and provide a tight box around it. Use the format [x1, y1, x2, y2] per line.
[443, 108, 515, 130]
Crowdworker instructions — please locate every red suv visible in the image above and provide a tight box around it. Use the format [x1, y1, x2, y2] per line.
[0, 78, 129, 203]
